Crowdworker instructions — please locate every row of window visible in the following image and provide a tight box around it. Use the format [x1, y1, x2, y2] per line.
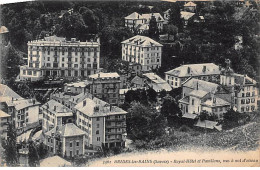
[29, 46, 99, 52]
[239, 98, 255, 104]
[123, 45, 160, 52]
[241, 105, 255, 112]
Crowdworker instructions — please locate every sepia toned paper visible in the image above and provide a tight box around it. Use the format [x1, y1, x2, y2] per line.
[0, 0, 259, 167]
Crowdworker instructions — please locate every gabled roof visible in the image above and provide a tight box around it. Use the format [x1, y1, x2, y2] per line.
[201, 97, 230, 107]
[184, 2, 197, 7]
[45, 123, 86, 137]
[189, 90, 208, 98]
[0, 110, 10, 118]
[122, 35, 163, 47]
[131, 75, 146, 85]
[179, 96, 189, 104]
[183, 78, 219, 93]
[0, 26, 9, 34]
[181, 11, 196, 20]
[125, 12, 143, 20]
[165, 63, 220, 77]
[0, 84, 22, 99]
[41, 100, 72, 114]
[89, 72, 120, 79]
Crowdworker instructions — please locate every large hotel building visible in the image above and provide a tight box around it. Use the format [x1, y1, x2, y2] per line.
[121, 35, 163, 72]
[19, 35, 101, 81]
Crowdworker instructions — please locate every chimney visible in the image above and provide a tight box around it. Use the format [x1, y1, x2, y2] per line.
[83, 100, 86, 107]
[54, 106, 56, 111]
[110, 104, 112, 111]
[203, 65, 206, 72]
[213, 97, 216, 104]
[98, 73, 100, 78]
[196, 81, 199, 90]
[33, 99, 35, 105]
[187, 67, 191, 74]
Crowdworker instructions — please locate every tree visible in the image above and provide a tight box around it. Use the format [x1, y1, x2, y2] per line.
[2, 123, 19, 166]
[199, 110, 208, 121]
[148, 14, 159, 41]
[168, 4, 183, 31]
[222, 108, 247, 130]
[126, 102, 166, 141]
[166, 24, 178, 41]
[28, 140, 40, 167]
[159, 89, 167, 98]
[37, 142, 47, 159]
[146, 88, 157, 103]
[161, 97, 182, 122]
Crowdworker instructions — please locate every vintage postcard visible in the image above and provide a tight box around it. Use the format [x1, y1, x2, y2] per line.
[0, 0, 259, 167]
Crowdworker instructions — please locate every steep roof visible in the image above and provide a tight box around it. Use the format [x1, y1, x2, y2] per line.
[0, 26, 9, 34]
[89, 72, 120, 79]
[202, 97, 231, 107]
[68, 92, 93, 104]
[0, 110, 10, 118]
[165, 63, 220, 77]
[184, 2, 197, 7]
[74, 97, 127, 117]
[181, 11, 195, 20]
[183, 78, 219, 93]
[41, 100, 72, 114]
[125, 12, 143, 20]
[179, 96, 189, 104]
[0, 84, 22, 99]
[122, 35, 163, 47]
[131, 75, 146, 86]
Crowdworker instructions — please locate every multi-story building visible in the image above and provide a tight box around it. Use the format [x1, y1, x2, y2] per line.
[143, 72, 172, 92]
[41, 100, 74, 133]
[74, 97, 127, 149]
[165, 63, 220, 88]
[122, 35, 163, 72]
[87, 72, 121, 105]
[44, 123, 85, 157]
[125, 12, 164, 33]
[0, 109, 11, 139]
[19, 35, 101, 81]
[219, 60, 258, 113]
[1, 98, 41, 134]
[179, 78, 231, 120]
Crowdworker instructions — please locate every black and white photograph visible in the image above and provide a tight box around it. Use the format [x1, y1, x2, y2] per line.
[0, 0, 259, 167]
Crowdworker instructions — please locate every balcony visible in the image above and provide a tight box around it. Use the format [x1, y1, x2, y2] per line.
[106, 123, 126, 128]
[105, 131, 126, 135]
[105, 118, 126, 122]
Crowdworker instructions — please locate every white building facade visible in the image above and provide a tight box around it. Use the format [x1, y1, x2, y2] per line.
[19, 35, 101, 81]
[121, 35, 163, 72]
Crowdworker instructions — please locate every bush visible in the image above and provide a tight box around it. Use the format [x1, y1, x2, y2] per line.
[179, 125, 191, 132]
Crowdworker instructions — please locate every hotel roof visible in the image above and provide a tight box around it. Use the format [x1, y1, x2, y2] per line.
[45, 123, 85, 137]
[74, 97, 127, 117]
[165, 63, 220, 77]
[122, 35, 163, 47]
[181, 11, 196, 20]
[183, 78, 219, 93]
